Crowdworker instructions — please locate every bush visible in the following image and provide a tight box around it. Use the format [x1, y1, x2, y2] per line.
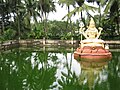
[1, 28, 16, 41]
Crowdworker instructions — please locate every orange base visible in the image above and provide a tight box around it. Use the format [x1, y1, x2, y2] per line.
[74, 46, 112, 62]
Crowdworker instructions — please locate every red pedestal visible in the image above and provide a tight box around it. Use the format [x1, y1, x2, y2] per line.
[74, 46, 112, 62]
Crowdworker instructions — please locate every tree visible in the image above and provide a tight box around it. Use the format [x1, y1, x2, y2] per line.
[93, 0, 120, 39]
[0, 0, 13, 35]
[37, 0, 56, 42]
[59, 0, 76, 38]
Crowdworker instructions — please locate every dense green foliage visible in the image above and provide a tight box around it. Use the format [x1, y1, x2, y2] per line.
[0, 0, 119, 41]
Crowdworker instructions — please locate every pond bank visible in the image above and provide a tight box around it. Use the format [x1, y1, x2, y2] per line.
[0, 39, 120, 50]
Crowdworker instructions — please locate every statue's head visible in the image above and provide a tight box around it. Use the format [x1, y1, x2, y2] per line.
[88, 18, 96, 28]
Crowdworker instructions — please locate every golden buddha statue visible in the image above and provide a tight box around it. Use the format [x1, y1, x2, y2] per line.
[80, 18, 104, 48]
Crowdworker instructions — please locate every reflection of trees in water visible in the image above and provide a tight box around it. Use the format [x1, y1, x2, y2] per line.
[0, 50, 120, 90]
[0, 49, 57, 90]
[78, 51, 120, 90]
[57, 54, 110, 90]
[57, 52, 82, 90]
[55, 51, 120, 90]
[108, 52, 120, 90]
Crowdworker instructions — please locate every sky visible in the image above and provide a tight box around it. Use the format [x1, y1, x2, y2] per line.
[48, 1, 100, 22]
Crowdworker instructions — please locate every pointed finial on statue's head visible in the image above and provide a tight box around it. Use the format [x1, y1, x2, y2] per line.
[89, 17, 95, 28]
[90, 17, 95, 25]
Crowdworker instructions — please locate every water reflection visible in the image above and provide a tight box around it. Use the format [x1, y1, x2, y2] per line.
[0, 49, 57, 90]
[0, 48, 120, 90]
[78, 61, 109, 90]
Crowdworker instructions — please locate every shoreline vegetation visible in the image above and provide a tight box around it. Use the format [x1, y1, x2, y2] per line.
[0, 0, 119, 42]
[0, 0, 119, 51]
[0, 39, 120, 50]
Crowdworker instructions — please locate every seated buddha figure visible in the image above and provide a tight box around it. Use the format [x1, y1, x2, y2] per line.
[80, 18, 104, 48]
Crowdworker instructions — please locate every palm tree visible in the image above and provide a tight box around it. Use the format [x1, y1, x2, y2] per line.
[60, 0, 97, 27]
[0, 0, 23, 39]
[38, 0, 56, 43]
[58, 0, 75, 41]
[10, 0, 39, 39]
[58, 0, 97, 41]
[23, 0, 39, 24]
[58, 0, 75, 21]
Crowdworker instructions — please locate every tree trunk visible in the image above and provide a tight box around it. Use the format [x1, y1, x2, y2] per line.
[17, 14, 21, 40]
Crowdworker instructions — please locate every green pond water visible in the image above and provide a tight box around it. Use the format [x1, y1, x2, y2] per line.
[0, 47, 120, 90]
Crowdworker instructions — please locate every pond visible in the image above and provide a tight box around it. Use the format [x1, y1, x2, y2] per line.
[0, 47, 120, 90]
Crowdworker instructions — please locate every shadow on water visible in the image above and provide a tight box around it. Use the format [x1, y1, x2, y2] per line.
[0, 47, 120, 90]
